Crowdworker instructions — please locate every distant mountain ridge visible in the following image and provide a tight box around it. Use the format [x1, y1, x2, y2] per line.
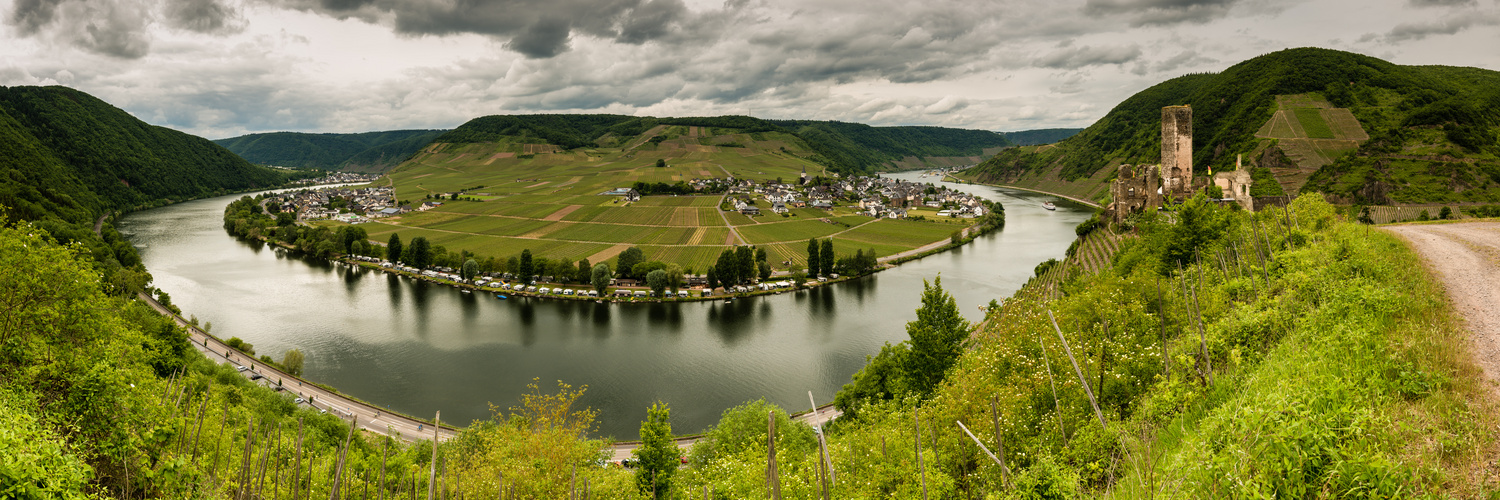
[962, 47, 1500, 205]
[215, 129, 447, 172]
[1001, 128, 1083, 146]
[0, 85, 299, 281]
[433, 114, 1012, 174]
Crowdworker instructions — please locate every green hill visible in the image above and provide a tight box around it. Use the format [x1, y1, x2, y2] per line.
[960, 48, 1500, 205]
[432, 114, 1010, 174]
[215, 129, 447, 172]
[1002, 128, 1084, 146]
[0, 85, 298, 280]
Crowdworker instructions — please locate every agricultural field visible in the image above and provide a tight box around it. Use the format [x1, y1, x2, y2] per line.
[1252, 93, 1370, 194]
[358, 126, 977, 274]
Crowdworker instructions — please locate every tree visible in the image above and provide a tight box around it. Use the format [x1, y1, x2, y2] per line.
[903, 276, 971, 395]
[714, 250, 737, 286]
[820, 239, 834, 276]
[1440, 206, 1453, 220]
[706, 266, 719, 290]
[757, 260, 771, 280]
[406, 236, 432, 269]
[461, 259, 479, 282]
[632, 261, 668, 279]
[617, 247, 644, 279]
[647, 269, 669, 298]
[338, 225, 368, 254]
[519, 249, 534, 281]
[665, 264, 684, 294]
[591, 263, 612, 296]
[735, 246, 755, 283]
[635, 401, 678, 498]
[387, 234, 403, 264]
[755, 246, 768, 266]
[806, 238, 821, 278]
[655, 158, 667, 168]
[281, 349, 305, 376]
[577, 259, 591, 282]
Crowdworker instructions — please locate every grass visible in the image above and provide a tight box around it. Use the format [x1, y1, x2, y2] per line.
[367, 127, 948, 269]
[1293, 108, 1336, 139]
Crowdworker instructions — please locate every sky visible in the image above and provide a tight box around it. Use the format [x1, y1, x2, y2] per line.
[2, 0, 1497, 139]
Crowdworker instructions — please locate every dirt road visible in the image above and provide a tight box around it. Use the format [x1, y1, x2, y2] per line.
[1384, 222, 1500, 388]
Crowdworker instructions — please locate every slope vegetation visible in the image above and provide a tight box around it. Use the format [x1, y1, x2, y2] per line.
[0, 85, 297, 282]
[960, 48, 1500, 205]
[215, 129, 447, 172]
[431, 114, 1010, 174]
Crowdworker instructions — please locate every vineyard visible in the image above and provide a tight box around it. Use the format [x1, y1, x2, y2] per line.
[1007, 228, 1129, 305]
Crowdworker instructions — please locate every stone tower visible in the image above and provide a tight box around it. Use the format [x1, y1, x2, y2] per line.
[1161, 105, 1193, 196]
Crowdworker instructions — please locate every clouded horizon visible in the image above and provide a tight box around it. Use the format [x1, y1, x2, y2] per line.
[3, 0, 1497, 139]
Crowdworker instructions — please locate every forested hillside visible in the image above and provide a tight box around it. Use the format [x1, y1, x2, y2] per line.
[1002, 128, 1084, 146]
[434, 113, 1010, 174]
[214, 129, 447, 172]
[963, 48, 1500, 205]
[0, 85, 300, 286]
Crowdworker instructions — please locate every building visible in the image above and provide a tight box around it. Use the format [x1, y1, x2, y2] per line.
[1106, 105, 1210, 223]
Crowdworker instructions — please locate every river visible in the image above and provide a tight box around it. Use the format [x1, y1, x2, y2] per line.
[118, 172, 1092, 439]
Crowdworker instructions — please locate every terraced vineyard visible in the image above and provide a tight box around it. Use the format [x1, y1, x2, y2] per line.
[1252, 93, 1369, 195]
[1006, 229, 1128, 305]
[351, 124, 981, 273]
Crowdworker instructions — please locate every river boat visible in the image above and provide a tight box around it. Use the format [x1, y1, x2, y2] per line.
[495, 294, 508, 300]
[461, 289, 471, 294]
[1042, 201, 1056, 211]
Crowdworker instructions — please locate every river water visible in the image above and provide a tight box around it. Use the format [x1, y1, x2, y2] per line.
[119, 172, 1092, 439]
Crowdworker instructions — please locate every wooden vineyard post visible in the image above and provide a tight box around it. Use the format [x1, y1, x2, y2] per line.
[766, 411, 781, 500]
[808, 391, 835, 487]
[990, 397, 1011, 489]
[238, 417, 256, 500]
[331, 416, 357, 500]
[190, 394, 210, 461]
[1047, 310, 1107, 430]
[915, 409, 928, 500]
[381, 439, 389, 500]
[211, 403, 228, 484]
[957, 420, 1007, 481]
[293, 419, 304, 500]
[1156, 277, 1169, 379]
[428, 412, 440, 500]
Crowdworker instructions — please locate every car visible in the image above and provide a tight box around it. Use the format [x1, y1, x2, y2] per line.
[295, 398, 307, 404]
[249, 373, 264, 381]
[236, 365, 249, 372]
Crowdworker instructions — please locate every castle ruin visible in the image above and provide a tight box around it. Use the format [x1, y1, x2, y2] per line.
[1106, 105, 1206, 223]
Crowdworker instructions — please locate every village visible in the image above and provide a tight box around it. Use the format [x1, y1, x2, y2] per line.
[273, 169, 992, 225]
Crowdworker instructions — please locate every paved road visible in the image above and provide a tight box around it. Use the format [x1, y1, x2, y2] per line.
[1384, 221, 1500, 391]
[139, 292, 460, 444]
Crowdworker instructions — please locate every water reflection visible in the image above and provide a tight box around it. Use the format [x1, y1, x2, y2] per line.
[118, 172, 1092, 438]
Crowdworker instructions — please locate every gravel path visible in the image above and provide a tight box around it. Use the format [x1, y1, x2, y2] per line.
[1384, 222, 1500, 390]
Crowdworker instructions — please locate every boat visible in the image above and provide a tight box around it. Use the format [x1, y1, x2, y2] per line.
[1042, 201, 1056, 211]
[495, 294, 508, 300]
[460, 289, 471, 294]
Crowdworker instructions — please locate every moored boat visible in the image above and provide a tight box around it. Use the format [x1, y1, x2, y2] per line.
[1042, 201, 1056, 211]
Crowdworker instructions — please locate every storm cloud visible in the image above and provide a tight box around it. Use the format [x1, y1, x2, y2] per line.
[1084, 0, 1238, 25]
[8, 0, 153, 57]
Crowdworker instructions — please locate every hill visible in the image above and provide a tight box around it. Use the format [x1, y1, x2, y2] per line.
[432, 114, 1011, 174]
[1002, 128, 1084, 146]
[0, 85, 299, 280]
[959, 48, 1500, 205]
[214, 129, 447, 172]
[358, 121, 1001, 278]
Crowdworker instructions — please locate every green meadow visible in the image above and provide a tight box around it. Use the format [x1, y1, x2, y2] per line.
[363, 127, 977, 273]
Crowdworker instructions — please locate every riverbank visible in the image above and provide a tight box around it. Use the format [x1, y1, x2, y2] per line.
[943, 173, 1103, 209]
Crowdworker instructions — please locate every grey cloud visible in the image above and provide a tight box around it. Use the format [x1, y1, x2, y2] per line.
[163, 0, 246, 34]
[10, 0, 61, 34]
[269, 0, 689, 58]
[1034, 44, 1142, 69]
[1409, 0, 1474, 6]
[7, 0, 153, 58]
[504, 17, 573, 58]
[1381, 11, 1498, 41]
[1085, 0, 1237, 26]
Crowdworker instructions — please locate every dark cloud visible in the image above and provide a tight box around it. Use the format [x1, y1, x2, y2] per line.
[1381, 12, 1498, 41]
[1034, 44, 1143, 69]
[163, 0, 246, 34]
[10, 0, 61, 34]
[269, 0, 690, 58]
[1084, 0, 1237, 26]
[1408, 0, 1475, 6]
[504, 17, 573, 58]
[7, 0, 153, 58]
